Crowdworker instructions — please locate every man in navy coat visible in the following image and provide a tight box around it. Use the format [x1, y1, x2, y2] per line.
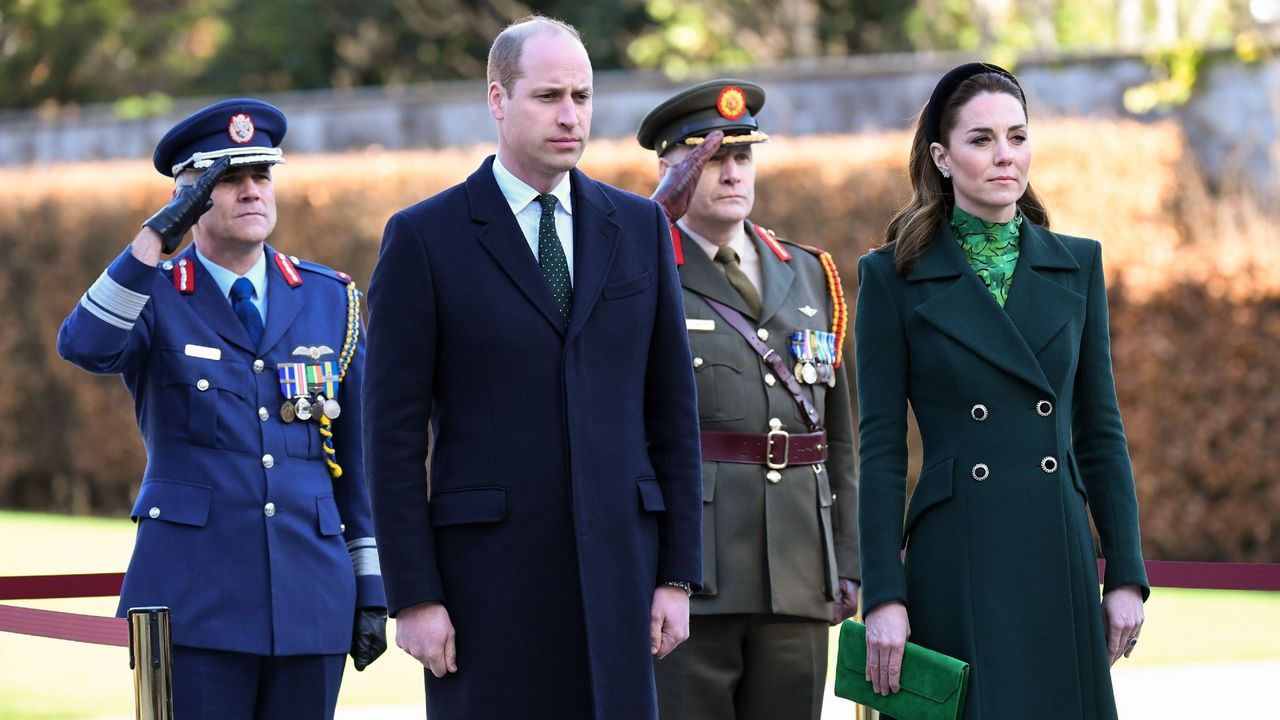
[57, 99, 386, 718]
[363, 15, 703, 720]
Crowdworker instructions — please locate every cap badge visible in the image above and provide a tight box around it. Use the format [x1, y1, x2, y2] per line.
[228, 113, 255, 144]
[716, 86, 747, 121]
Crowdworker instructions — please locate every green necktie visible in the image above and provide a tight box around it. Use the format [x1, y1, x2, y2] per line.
[714, 245, 762, 318]
[536, 194, 572, 325]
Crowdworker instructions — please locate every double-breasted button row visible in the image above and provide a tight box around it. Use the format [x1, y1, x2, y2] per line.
[972, 457, 1059, 481]
[970, 400, 1054, 421]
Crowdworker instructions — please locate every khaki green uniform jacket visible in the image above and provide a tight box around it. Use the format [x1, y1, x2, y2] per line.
[680, 221, 859, 621]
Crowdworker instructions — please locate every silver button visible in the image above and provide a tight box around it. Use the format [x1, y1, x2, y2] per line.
[756, 328, 769, 341]
[196, 378, 210, 392]
[764, 373, 776, 387]
[766, 470, 782, 483]
[148, 507, 160, 519]
[262, 454, 275, 469]
[258, 407, 269, 421]
[161, 260, 174, 271]
[971, 463, 990, 482]
[339, 523, 346, 533]
[1041, 456, 1058, 474]
[290, 255, 301, 265]
[1036, 400, 1054, 417]
[970, 404, 988, 422]
[253, 359, 265, 373]
[264, 502, 276, 517]
[693, 357, 704, 368]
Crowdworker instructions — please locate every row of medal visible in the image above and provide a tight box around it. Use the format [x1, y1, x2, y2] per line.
[277, 361, 342, 423]
[790, 329, 838, 387]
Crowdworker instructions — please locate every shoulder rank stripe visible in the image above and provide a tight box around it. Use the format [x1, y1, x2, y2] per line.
[173, 258, 195, 294]
[754, 225, 792, 262]
[669, 224, 686, 266]
[274, 253, 303, 287]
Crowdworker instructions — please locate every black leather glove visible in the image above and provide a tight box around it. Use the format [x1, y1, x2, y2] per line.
[350, 606, 388, 671]
[831, 577, 860, 626]
[650, 130, 725, 223]
[142, 155, 231, 254]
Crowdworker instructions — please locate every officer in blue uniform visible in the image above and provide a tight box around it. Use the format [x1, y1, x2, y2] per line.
[57, 98, 386, 719]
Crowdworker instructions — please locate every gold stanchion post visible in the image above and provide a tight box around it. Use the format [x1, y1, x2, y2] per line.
[128, 607, 173, 720]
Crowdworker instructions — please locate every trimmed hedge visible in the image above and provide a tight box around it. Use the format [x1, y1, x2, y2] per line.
[2, 119, 1275, 561]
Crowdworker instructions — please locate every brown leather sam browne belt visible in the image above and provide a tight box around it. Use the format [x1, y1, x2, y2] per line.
[700, 427, 828, 469]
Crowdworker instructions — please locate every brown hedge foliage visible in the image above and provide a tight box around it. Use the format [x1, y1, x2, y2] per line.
[1, 119, 1276, 561]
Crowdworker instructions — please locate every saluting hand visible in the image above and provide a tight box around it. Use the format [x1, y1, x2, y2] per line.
[396, 601, 458, 678]
[650, 130, 725, 223]
[141, 155, 231, 255]
[864, 600, 910, 695]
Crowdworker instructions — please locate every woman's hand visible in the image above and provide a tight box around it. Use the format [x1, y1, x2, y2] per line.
[864, 601, 911, 695]
[1102, 585, 1145, 666]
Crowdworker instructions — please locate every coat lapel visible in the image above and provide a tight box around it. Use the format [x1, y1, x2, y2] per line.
[751, 221, 795, 325]
[677, 222, 758, 319]
[468, 158, 568, 334]
[910, 223, 1052, 395]
[258, 247, 304, 354]
[565, 168, 620, 343]
[1003, 223, 1084, 357]
[181, 246, 257, 354]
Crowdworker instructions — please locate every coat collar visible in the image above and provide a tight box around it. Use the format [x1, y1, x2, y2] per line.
[678, 220, 793, 324]
[178, 244, 303, 355]
[466, 157, 619, 339]
[909, 221, 1082, 395]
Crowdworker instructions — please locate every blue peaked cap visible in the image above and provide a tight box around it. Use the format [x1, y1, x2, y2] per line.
[153, 98, 287, 177]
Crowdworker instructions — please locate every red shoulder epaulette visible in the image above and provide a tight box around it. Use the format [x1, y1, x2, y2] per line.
[753, 225, 792, 261]
[274, 253, 303, 287]
[172, 257, 195, 294]
[669, 224, 685, 266]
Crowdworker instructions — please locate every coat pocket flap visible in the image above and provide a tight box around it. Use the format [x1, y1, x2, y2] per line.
[429, 487, 507, 528]
[904, 457, 955, 535]
[637, 478, 666, 512]
[603, 270, 653, 299]
[131, 480, 212, 527]
[159, 349, 250, 399]
[316, 495, 343, 536]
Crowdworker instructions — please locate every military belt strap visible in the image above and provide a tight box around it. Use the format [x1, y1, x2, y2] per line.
[700, 429, 828, 468]
[698, 294, 822, 432]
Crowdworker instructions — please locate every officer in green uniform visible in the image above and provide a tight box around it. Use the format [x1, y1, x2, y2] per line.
[638, 79, 860, 720]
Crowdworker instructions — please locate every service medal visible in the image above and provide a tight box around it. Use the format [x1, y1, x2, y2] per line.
[295, 397, 313, 422]
[280, 400, 296, 423]
[801, 362, 818, 385]
[323, 398, 341, 420]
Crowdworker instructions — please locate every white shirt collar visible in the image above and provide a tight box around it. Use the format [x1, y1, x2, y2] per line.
[194, 245, 268, 303]
[492, 156, 573, 217]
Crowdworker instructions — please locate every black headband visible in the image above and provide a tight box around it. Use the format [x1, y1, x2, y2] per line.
[924, 62, 1023, 145]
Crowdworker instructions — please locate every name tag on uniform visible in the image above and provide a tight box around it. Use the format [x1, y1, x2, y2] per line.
[686, 318, 716, 332]
[184, 344, 222, 361]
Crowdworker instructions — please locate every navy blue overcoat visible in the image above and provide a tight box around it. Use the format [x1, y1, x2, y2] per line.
[363, 158, 702, 720]
[855, 222, 1149, 719]
[58, 245, 383, 656]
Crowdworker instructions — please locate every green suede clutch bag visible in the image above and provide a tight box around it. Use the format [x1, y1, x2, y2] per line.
[835, 619, 971, 720]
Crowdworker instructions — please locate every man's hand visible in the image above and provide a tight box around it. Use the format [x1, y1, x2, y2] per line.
[142, 155, 231, 254]
[649, 585, 690, 659]
[350, 607, 388, 671]
[395, 601, 457, 678]
[864, 601, 910, 696]
[650, 130, 725, 223]
[1102, 585, 1145, 666]
[830, 577, 860, 626]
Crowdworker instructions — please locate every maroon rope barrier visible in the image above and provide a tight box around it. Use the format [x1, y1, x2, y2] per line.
[0, 604, 128, 646]
[1099, 560, 1280, 591]
[0, 572, 124, 600]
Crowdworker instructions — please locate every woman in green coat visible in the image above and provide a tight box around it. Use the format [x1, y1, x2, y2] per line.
[855, 63, 1149, 719]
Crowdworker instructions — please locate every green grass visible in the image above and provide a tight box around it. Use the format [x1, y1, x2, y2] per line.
[3, 510, 1278, 718]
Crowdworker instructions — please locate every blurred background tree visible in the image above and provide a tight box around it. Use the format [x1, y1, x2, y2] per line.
[0, 0, 1264, 112]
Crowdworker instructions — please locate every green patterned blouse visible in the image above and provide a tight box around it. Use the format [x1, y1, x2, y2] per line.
[950, 205, 1022, 307]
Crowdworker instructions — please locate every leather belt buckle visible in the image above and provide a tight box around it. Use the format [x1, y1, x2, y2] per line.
[766, 418, 790, 470]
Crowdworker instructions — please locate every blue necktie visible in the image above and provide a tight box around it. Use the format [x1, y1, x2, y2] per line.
[536, 194, 572, 325]
[229, 277, 264, 346]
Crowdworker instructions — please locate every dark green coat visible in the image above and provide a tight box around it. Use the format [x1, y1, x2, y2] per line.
[681, 222, 859, 621]
[854, 222, 1148, 720]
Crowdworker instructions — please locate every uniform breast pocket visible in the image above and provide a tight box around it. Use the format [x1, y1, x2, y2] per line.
[691, 334, 749, 422]
[160, 350, 253, 452]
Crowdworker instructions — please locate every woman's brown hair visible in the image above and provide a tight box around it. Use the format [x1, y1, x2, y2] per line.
[881, 71, 1050, 274]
